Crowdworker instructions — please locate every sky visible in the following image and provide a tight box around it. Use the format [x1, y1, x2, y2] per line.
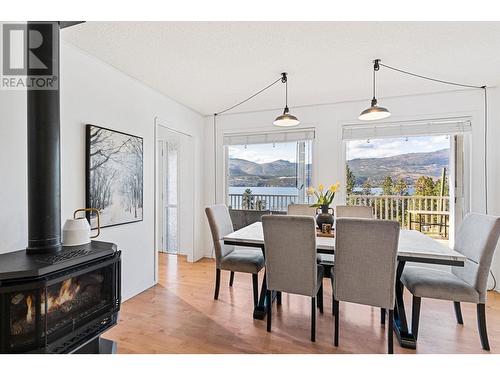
[228, 135, 450, 163]
[228, 142, 298, 164]
[346, 135, 450, 160]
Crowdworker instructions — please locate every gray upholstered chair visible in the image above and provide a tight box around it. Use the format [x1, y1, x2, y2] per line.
[335, 205, 374, 219]
[333, 218, 400, 353]
[228, 209, 270, 231]
[205, 205, 265, 305]
[262, 215, 324, 342]
[401, 213, 500, 350]
[287, 204, 316, 216]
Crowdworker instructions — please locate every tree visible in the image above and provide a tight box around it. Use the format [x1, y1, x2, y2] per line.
[415, 176, 435, 196]
[434, 175, 449, 197]
[362, 180, 372, 195]
[394, 178, 409, 196]
[346, 164, 356, 195]
[382, 176, 394, 195]
[242, 188, 254, 210]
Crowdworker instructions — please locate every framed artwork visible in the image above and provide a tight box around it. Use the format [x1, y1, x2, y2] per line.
[86, 124, 144, 229]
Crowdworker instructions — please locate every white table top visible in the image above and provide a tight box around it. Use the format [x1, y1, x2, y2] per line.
[223, 222, 466, 265]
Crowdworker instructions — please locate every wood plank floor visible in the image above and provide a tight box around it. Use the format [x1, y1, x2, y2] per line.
[103, 253, 500, 354]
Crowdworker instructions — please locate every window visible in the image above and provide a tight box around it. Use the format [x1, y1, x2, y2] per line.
[223, 130, 314, 211]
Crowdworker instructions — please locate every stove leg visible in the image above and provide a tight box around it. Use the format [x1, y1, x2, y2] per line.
[74, 336, 117, 354]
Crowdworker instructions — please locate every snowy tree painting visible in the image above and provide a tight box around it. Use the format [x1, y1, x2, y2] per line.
[86, 125, 143, 228]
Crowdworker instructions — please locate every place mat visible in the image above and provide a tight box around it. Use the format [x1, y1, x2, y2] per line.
[316, 228, 334, 238]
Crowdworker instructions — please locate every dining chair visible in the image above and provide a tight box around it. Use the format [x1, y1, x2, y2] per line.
[401, 213, 500, 350]
[287, 203, 316, 216]
[205, 205, 265, 305]
[262, 215, 324, 342]
[333, 218, 400, 353]
[335, 205, 374, 219]
[229, 209, 270, 231]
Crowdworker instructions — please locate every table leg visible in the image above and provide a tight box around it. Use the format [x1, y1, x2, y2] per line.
[253, 271, 268, 319]
[393, 260, 417, 349]
[253, 245, 276, 320]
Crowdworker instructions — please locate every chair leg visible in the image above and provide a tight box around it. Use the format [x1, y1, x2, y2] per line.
[331, 276, 335, 316]
[333, 299, 339, 346]
[388, 309, 394, 354]
[311, 296, 316, 342]
[454, 301, 464, 324]
[380, 308, 386, 325]
[277, 291, 282, 305]
[214, 268, 221, 300]
[266, 290, 272, 333]
[229, 271, 235, 286]
[477, 303, 490, 351]
[317, 282, 324, 314]
[252, 273, 259, 307]
[412, 296, 421, 340]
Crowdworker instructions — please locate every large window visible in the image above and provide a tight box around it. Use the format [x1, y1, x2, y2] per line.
[342, 118, 472, 240]
[224, 130, 314, 211]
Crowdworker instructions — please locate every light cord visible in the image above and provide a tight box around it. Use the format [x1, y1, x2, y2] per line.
[215, 76, 283, 116]
[212, 74, 285, 205]
[378, 62, 484, 90]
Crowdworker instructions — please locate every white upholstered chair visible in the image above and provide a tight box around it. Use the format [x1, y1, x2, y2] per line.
[401, 213, 500, 350]
[287, 204, 316, 217]
[262, 215, 324, 342]
[335, 205, 374, 219]
[205, 205, 265, 305]
[333, 218, 400, 353]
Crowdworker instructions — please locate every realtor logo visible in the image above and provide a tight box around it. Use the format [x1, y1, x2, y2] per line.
[1, 22, 58, 90]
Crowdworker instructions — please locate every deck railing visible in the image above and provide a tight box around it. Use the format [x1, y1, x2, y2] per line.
[346, 194, 449, 236]
[228, 193, 302, 212]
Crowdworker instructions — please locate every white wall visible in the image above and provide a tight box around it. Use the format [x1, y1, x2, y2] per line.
[203, 88, 500, 291]
[0, 41, 205, 301]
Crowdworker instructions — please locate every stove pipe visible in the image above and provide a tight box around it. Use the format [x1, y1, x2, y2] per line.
[26, 21, 62, 253]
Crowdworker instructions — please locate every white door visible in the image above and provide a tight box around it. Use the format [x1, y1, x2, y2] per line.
[158, 138, 179, 254]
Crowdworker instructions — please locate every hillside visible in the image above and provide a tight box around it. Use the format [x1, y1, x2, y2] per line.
[347, 148, 449, 186]
[229, 148, 449, 188]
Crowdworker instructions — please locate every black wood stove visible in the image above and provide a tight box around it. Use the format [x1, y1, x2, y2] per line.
[0, 21, 121, 354]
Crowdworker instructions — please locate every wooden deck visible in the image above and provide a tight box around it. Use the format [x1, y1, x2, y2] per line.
[103, 253, 500, 354]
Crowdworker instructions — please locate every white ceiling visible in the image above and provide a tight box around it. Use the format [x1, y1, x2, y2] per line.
[62, 22, 500, 116]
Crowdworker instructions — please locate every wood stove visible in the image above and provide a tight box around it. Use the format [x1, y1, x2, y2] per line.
[0, 243, 120, 353]
[0, 21, 121, 353]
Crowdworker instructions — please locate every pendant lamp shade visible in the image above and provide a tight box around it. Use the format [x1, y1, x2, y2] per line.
[359, 59, 391, 121]
[358, 98, 391, 121]
[274, 73, 300, 127]
[273, 106, 300, 127]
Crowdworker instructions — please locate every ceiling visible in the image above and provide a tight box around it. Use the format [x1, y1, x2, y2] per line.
[62, 22, 500, 116]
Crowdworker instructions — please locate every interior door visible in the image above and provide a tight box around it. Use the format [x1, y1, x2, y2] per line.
[158, 138, 179, 254]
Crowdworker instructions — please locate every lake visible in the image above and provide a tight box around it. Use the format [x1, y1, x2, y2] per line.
[228, 187, 300, 196]
[229, 186, 416, 196]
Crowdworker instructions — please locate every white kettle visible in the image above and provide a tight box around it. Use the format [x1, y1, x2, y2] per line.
[63, 208, 101, 246]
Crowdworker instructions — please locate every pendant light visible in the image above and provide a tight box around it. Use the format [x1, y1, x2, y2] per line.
[359, 59, 391, 121]
[274, 72, 300, 127]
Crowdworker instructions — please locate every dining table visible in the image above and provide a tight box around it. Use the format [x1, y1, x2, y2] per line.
[223, 221, 466, 349]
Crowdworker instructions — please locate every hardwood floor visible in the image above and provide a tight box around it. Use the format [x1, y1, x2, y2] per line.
[103, 253, 500, 354]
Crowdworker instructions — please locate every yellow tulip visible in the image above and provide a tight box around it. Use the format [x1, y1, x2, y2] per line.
[328, 184, 336, 193]
[306, 187, 316, 196]
[318, 184, 324, 192]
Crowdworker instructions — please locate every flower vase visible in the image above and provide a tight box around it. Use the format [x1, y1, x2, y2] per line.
[316, 205, 334, 229]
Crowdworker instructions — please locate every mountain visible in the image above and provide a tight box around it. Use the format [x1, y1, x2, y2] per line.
[347, 148, 449, 186]
[229, 148, 449, 188]
[228, 158, 300, 187]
